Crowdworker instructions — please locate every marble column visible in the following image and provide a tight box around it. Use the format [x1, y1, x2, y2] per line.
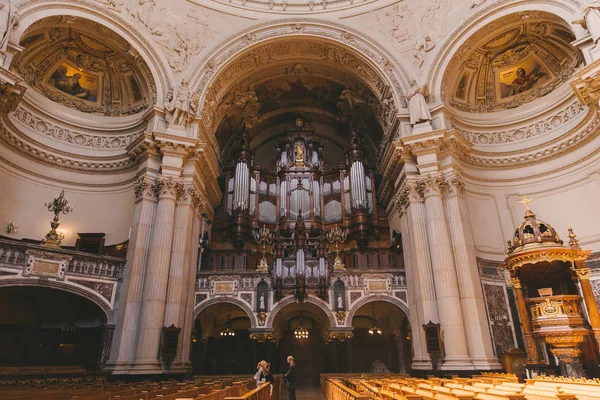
[419, 174, 471, 369]
[131, 176, 182, 371]
[397, 181, 437, 370]
[573, 265, 600, 349]
[510, 277, 542, 364]
[106, 177, 157, 373]
[443, 176, 501, 369]
[163, 186, 201, 371]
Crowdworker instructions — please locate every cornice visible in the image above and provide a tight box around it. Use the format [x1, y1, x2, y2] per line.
[11, 107, 145, 150]
[461, 109, 600, 169]
[0, 114, 138, 173]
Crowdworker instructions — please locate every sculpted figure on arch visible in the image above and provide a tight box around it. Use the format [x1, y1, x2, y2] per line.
[164, 80, 198, 127]
[407, 83, 432, 126]
[574, 0, 600, 44]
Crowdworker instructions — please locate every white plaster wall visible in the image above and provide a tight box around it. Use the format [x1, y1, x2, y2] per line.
[0, 165, 135, 247]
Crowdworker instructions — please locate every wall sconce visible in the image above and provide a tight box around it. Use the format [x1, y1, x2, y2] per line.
[6, 222, 18, 234]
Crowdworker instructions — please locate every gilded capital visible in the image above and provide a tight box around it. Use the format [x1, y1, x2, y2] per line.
[574, 267, 591, 281]
[508, 277, 522, 289]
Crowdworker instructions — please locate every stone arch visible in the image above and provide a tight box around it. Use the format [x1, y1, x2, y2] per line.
[189, 19, 413, 147]
[10, 1, 170, 101]
[265, 294, 335, 330]
[346, 294, 409, 326]
[427, 0, 584, 104]
[193, 296, 258, 329]
[0, 278, 115, 325]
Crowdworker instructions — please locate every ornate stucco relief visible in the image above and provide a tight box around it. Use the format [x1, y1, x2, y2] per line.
[454, 100, 586, 145]
[103, 0, 251, 73]
[11, 107, 144, 149]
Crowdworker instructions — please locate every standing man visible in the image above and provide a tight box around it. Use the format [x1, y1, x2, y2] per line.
[284, 355, 296, 400]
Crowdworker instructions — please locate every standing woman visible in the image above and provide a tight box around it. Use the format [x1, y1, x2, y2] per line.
[259, 362, 274, 385]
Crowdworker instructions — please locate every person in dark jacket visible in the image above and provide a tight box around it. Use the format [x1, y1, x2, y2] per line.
[284, 355, 296, 400]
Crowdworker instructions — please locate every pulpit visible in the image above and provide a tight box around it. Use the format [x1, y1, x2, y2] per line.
[503, 196, 600, 377]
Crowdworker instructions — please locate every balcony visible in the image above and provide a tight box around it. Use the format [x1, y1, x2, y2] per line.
[528, 295, 588, 332]
[0, 238, 125, 310]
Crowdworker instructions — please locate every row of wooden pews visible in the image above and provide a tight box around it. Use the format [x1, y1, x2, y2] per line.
[322, 373, 600, 400]
[0, 375, 258, 400]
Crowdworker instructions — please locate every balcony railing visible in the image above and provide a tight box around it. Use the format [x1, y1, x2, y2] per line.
[0, 238, 125, 280]
[528, 294, 587, 331]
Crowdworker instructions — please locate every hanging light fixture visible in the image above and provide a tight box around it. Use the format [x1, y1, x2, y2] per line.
[294, 304, 309, 340]
[220, 305, 236, 337]
[368, 304, 382, 336]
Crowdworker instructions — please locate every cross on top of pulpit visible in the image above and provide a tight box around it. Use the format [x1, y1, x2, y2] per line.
[519, 195, 534, 214]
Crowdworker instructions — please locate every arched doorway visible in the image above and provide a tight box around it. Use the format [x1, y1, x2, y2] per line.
[271, 299, 333, 387]
[0, 286, 108, 370]
[350, 300, 412, 374]
[192, 301, 253, 375]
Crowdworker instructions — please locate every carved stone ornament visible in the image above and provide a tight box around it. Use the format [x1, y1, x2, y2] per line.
[152, 176, 185, 199]
[12, 108, 144, 149]
[257, 311, 268, 326]
[335, 310, 347, 325]
[23, 250, 72, 280]
[70, 279, 115, 302]
[415, 174, 448, 197]
[164, 80, 199, 127]
[106, 0, 217, 72]
[134, 177, 155, 200]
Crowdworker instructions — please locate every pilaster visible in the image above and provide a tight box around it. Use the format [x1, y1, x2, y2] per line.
[443, 174, 501, 369]
[131, 175, 184, 372]
[418, 174, 472, 369]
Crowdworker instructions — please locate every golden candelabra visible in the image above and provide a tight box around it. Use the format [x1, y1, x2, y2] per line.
[254, 224, 274, 272]
[42, 190, 73, 248]
[326, 225, 347, 270]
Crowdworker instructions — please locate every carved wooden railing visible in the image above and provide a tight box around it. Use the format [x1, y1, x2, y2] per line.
[0, 238, 125, 279]
[321, 376, 372, 400]
[225, 377, 283, 400]
[528, 295, 587, 330]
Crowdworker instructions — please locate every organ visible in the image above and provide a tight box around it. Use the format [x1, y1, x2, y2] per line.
[206, 119, 400, 297]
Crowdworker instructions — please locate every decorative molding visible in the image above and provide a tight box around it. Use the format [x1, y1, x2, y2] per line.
[454, 101, 586, 145]
[12, 107, 144, 149]
[0, 114, 136, 172]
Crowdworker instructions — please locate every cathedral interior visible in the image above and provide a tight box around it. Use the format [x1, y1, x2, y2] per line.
[2, 0, 600, 396]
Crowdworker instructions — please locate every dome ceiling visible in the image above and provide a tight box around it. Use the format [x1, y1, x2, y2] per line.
[443, 11, 580, 113]
[14, 16, 156, 116]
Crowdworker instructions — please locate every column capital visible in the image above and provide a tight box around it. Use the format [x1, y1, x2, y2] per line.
[153, 176, 185, 200]
[508, 277, 522, 289]
[395, 180, 423, 211]
[134, 176, 157, 201]
[573, 267, 591, 281]
[415, 173, 448, 198]
[445, 174, 466, 197]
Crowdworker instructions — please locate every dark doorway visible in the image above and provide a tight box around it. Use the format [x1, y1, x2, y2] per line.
[278, 325, 325, 387]
[0, 286, 107, 370]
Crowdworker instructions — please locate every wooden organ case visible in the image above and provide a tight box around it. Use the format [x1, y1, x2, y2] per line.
[206, 119, 400, 300]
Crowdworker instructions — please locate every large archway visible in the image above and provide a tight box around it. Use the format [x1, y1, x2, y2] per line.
[350, 299, 412, 374]
[0, 286, 108, 370]
[191, 300, 254, 375]
[271, 298, 334, 387]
